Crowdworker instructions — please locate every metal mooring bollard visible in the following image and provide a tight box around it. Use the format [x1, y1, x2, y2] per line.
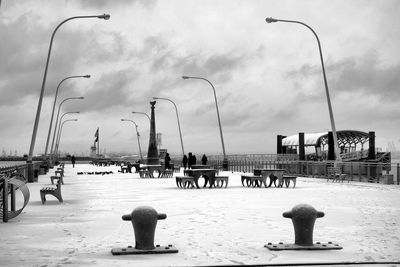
[265, 204, 342, 250]
[111, 206, 178, 255]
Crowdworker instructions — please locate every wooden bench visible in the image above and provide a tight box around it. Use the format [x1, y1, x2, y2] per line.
[50, 174, 64, 185]
[281, 175, 297, 188]
[241, 175, 267, 188]
[173, 166, 181, 173]
[327, 167, 349, 182]
[40, 179, 63, 204]
[163, 169, 174, 178]
[214, 176, 229, 188]
[176, 176, 195, 189]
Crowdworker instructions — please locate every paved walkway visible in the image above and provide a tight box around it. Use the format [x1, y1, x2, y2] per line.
[1, 163, 400, 266]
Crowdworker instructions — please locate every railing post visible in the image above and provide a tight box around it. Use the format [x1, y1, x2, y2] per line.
[397, 163, 399, 185]
[358, 164, 362, 182]
[2, 178, 8, 222]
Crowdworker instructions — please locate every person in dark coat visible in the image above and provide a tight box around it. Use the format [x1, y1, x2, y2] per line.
[71, 155, 75, 168]
[182, 154, 188, 169]
[165, 153, 171, 170]
[201, 154, 208, 165]
[188, 152, 193, 169]
[192, 154, 197, 166]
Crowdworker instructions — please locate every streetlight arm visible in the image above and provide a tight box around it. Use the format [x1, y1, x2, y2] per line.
[265, 17, 341, 161]
[44, 75, 89, 156]
[50, 97, 84, 156]
[28, 14, 109, 162]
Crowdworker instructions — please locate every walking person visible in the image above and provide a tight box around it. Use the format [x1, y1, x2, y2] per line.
[165, 153, 171, 170]
[188, 152, 193, 169]
[182, 154, 188, 169]
[201, 154, 208, 165]
[71, 155, 76, 168]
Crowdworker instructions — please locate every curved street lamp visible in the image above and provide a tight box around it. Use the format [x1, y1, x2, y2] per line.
[27, 13, 110, 181]
[265, 17, 341, 162]
[121, 119, 144, 162]
[54, 119, 78, 159]
[153, 97, 185, 157]
[182, 76, 228, 170]
[44, 75, 90, 157]
[50, 97, 84, 161]
[131, 111, 151, 124]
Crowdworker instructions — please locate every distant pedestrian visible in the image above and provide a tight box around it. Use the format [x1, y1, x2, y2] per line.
[182, 154, 188, 169]
[127, 162, 132, 173]
[71, 155, 76, 168]
[165, 153, 171, 170]
[188, 152, 193, 169]
[201, 154, 208, 165]
[193, 154, 197, 166]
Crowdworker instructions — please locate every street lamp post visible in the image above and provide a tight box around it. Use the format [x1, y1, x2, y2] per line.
[44, 75, 90, 158]
[49, 97, 84, 163]
[182, 76, 228, 170]
[54, 119, 78, 159]
[121, 119, 144, 162]
[26, 13, 110, 182]
[265, 17, 341, 162]
[153, 97, 185, 157]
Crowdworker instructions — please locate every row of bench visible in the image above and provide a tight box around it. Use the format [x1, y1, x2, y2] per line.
[40, 164, 64, 204]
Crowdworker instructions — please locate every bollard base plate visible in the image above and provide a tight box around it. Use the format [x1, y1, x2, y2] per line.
[111, 244, 178, 255]
[265, 242, 342, 251]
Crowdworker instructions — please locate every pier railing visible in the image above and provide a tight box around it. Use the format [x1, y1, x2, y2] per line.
[204, 159, 398, 185]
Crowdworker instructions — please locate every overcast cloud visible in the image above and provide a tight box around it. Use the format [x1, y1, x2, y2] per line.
[1, 0, 399, 157]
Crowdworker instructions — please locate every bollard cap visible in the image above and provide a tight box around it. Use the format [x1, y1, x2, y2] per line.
[283, 204, 324, 219]
[122, 206, 167, 222]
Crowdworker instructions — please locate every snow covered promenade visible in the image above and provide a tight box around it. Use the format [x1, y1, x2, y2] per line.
[1, 164, 400, 266]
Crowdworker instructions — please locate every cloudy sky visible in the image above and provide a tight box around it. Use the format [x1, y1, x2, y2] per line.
[1, 0, 399, 157]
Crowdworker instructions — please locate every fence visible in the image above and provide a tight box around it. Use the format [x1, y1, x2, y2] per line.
[203, 159, 399, 185]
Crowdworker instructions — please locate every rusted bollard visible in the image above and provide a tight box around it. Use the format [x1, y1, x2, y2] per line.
[265, 204, 342, 250]
[111, 206, 178, 255]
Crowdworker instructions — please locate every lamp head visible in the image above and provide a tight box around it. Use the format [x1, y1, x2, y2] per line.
[265, 17, 278, 23]
[121, 119, 126, 121]
[78, 97, 85, 100]
[153, 97, 159, 100]
[182, 76, 190, 80]
[98, 14, 110, 20]
[84, 75, 91, 78]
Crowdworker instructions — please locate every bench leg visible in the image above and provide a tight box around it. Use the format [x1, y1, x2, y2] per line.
[40, 192, 46, 204]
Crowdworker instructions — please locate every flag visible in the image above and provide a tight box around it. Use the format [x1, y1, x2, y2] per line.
[94, 128, 99, 142]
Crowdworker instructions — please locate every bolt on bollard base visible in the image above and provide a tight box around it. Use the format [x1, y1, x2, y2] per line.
[265, 204, 342, 251]
[111, 206, 178, 255]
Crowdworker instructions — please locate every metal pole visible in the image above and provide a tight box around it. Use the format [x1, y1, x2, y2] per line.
[121, 119, 144, 162]
[49, 97, 84, 162]
[26, 14, 109, 182]
[153, 97, 185, 156]
[265, 17, 341, 162]
[182, 76, 228, 170]
[44, 75, 89, 157]
[54, 119, 78, 157]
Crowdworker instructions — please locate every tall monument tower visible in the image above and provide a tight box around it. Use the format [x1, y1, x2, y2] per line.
[147, 101, 160, 165]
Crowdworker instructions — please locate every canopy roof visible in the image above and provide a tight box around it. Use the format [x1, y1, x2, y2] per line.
[282, 130, 369, 147]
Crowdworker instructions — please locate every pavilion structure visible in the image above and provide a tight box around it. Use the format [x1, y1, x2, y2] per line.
[277, 130, 375, 161]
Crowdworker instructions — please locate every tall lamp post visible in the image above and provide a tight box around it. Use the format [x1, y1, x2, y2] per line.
[182, 76, 228, 170]
[27, 13, 110, 182]
[265, 17, 341, 162]
[121, 119, 144, 162]
[44, 75, 90, 158]
[54, 119, 78, 159]
[49, 97, 84, 163]
[153, 97, 185, 157]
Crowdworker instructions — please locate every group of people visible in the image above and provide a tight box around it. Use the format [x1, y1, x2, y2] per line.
[181, 152, 208, 169]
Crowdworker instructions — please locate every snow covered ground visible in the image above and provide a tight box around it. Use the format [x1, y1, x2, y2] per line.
[1, 163, 400, 266]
